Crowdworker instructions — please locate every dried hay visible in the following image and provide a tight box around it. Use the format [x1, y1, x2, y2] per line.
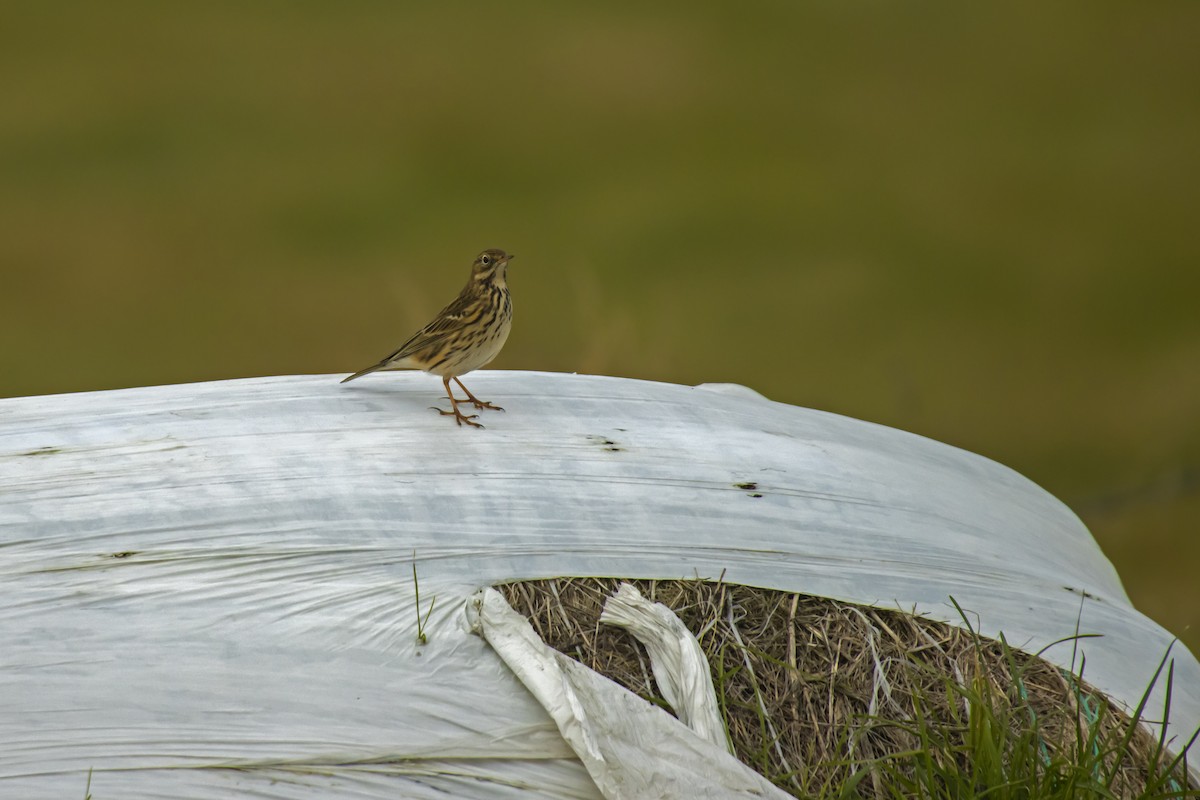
[497, 577, 1195, 799]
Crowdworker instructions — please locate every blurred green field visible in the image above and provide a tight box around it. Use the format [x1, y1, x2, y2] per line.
[2, 2, 1197, 654]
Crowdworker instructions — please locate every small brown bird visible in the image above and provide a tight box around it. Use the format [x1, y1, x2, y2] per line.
[342, 249, 514, 428]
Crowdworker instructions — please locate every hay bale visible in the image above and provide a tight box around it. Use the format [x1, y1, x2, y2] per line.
[3, 372, 1196, 798]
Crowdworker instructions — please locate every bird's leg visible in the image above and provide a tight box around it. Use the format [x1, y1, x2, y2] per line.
[453, 377, 505, 412]
[433, 376, 483, 428]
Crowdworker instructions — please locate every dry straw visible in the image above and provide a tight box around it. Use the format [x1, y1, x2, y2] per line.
[498, 577, 1196, 800]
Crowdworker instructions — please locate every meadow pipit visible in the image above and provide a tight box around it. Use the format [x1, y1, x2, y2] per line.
[342, 249, 514, 428]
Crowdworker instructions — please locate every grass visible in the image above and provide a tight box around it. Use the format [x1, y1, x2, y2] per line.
[412, 553, 435, 646]
[499, 577, 1197, 799]
[838, 608, 1196, 800]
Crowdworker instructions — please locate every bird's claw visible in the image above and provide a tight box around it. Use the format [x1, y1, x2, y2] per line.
[431, 406, 483, 428]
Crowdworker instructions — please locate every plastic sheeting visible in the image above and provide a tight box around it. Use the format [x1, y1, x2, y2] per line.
[1, 371, 1196, 798]
[468, 588, 789, 798]
[598, 583, 729, 752]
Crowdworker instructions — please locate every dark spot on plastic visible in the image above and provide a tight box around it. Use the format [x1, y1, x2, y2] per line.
[588, 435, 622, 451]
[110, 551, 137, 559]
[21, 447, 62, 457]
[734, 482, 758, 490]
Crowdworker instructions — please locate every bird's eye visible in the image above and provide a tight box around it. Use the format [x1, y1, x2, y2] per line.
[481, 255, 491, 265]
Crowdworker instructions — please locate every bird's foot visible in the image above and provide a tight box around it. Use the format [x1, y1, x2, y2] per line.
[447, 393, 503, 412]
[431, 406, 483, 428]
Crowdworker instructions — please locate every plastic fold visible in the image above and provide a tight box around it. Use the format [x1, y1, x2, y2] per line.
[469, 587, 791, 799]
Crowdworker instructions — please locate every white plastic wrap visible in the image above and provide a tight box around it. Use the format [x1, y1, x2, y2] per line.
[599, 583, 730, 752]
[1, 371, 1196, 797]
[468, 588, 790, 799]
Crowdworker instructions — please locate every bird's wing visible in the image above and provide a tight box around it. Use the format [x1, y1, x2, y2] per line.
[391, 295, 478, 359]
[340, 293, 475, 383]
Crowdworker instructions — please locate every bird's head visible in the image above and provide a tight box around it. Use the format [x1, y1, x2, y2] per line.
[471, 249, 513, 286]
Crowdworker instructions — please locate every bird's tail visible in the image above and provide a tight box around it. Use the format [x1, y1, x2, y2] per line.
[341, 361, 389, 383]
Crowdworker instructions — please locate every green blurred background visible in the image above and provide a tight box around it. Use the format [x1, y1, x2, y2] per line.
[2, 2, 1197, 653]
